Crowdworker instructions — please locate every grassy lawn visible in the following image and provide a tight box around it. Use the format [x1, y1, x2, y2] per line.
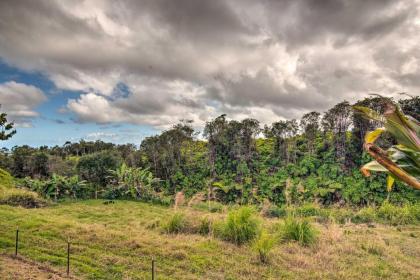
[0, 200, 419, 279]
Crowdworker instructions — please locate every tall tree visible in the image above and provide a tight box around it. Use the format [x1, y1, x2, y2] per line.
[140, 121, 195, 191]
[300, 111, 320, 155]
[322, 101, 353, 165]
[268, 120, 288, 163]
[399, 96, 420, 121]
[203, 114, 229, 178]
[0, 106, 16, 141]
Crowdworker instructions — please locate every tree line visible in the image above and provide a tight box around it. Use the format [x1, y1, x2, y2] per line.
[0, 96, 419, 206]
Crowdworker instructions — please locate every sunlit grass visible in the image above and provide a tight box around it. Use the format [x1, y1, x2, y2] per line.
[0, 200, 419, 279]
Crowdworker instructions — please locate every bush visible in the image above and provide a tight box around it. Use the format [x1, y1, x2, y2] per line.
[279, 217, 318, 246]
[150, 195, 173, 206]
[377, 202, 415, 225]
[352, 207, 377, 224]
[253, 231, 276, 264]
[265, 205, 287, 218]
[192, 201, 224, 213]
[293, 203, 320, 217]
[219, 206, 260, 245]
[0, 188, 47, 208]
[162, 213, 188, 234]
[328, 208, 354, 224]
[409, 204, 420, 222]
[198, 216, 212, 235]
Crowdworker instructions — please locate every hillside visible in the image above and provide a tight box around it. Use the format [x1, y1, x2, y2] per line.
[0, 200, 419, 280]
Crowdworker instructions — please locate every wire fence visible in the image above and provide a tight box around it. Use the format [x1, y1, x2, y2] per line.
[7, 228, 157, 279]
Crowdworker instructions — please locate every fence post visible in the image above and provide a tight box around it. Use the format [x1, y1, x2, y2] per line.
[15, 227, 19, 257]
[152, 257, 155, 280]
[67, 238, 71, 276]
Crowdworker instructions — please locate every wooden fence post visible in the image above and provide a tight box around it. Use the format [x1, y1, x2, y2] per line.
[15, 227, 19, 257]
[67, 238, 70, 276]
[152, 257, 155, 280]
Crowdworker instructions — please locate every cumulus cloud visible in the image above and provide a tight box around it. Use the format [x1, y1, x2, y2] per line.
[0, 81, 47, 127]
[0, 0, 419, 128]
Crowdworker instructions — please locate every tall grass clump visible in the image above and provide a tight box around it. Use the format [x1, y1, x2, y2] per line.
[279, 217, 318, 246]
[352, 207, 377, 224]
[293, 203, 320, 217]
[198, 216, 212, 235]
[253, 231, 276, 264]
[377, 201, 415, 225]
[193, 201, 224, 213]
[162, 212, 188, 234]
[409, 203, 420, 222]
[219, 206, 260, 245]
[264, 205, 287, 218]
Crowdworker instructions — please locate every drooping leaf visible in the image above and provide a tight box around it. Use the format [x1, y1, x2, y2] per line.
[364, 128, 385, 144]
[386, 175, 395, 192]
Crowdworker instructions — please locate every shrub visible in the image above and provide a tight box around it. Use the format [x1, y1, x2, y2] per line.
[192, 201, 224, 213]
[279, 217, 318, 246]
[212, 220, 226, 238]
[162, 213, 188, 234]
[253, 231, 276, 264]
[409, 204, 420, 222]
[352, 207, 377, 224]
[328, 208, 354, 224]
[198, 216, 212, 235]
[377, 202, 415, 225]
[151, 195, 173, 206]
[0, 188, 47, 208]
[265, 205, 287, 218]
[219, 206, 260, 245]
[294, 203, 320, 217]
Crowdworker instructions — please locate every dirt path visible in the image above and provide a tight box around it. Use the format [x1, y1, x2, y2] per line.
[0, 254, 78, 280]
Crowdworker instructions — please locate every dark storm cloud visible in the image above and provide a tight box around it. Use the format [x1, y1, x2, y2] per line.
[259, 0, 413, 47]
[0, 0, 418, 127]
[125, 0, 252, 42]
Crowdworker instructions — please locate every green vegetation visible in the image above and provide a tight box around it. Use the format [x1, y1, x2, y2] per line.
[162, 212, 188, 234]
[0, 188, 46, 208]
[0, 97, 419, 278]
[198, 216, 212, 235]
[0, 168, 13, 188]
[0, 168, 46, 208]
[0, 201, 419, 279]
[278, 217, 318, 246]
[252, 231, 276, 264]
[0, 96, 418, 207]
[0, 106, 16, 141]
[218, 206, 261, 245]
[355, 97, 420, 190]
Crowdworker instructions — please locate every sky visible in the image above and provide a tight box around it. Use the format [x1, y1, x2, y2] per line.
[0, 0, 420, 148]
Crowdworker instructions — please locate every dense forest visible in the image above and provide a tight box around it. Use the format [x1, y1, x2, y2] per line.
[1, 96, 419, 206]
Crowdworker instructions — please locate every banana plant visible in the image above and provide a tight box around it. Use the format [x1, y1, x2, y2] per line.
[110, 164, 159, 199]
[353, 98, 420, 190]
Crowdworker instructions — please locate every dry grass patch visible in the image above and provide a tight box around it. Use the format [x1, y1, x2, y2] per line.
[0, 254, 78, 279]
[0, 200, 419, 279]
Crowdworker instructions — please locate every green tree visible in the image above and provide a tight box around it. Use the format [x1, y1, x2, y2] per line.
[0, 106, 16, 140]
[322, 101, 353, 165]
[77, 151, 121, 198]
[300, 112, 320, 155]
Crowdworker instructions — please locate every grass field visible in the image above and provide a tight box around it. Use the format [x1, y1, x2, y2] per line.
[0, 200, 419, 280]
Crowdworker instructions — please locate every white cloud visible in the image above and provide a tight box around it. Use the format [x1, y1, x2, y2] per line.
[0, 0, 419, 130]
[0, 81, 47, 127]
